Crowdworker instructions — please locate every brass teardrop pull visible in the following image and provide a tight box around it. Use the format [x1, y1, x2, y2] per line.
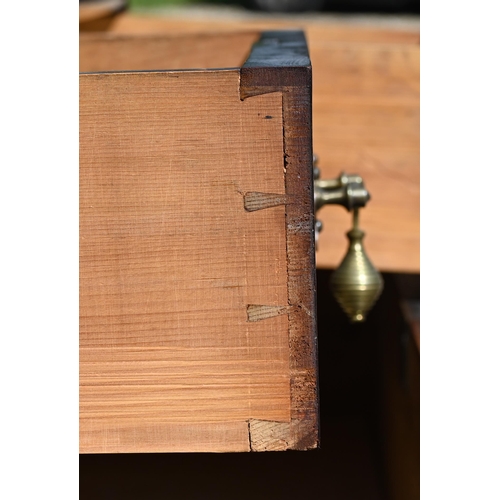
[330, 209, 383, 322]
[313, 155, 383, 322]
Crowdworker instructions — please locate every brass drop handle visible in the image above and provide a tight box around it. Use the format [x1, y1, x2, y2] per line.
[314, 156, 383, 322]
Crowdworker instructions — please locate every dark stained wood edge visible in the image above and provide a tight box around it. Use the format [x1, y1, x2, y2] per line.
[241, 31, 319, 451]
[243, 30, 311, 69]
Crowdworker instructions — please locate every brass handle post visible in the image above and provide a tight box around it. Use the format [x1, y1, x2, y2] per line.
[313, 156, 383, 322]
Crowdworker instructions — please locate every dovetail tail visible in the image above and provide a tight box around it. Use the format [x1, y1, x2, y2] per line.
[244, 192, 287, 212]
[246, 304, 291, 322]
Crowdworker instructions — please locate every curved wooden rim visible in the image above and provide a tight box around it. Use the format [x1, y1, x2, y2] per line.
[79, 0, 127, 24]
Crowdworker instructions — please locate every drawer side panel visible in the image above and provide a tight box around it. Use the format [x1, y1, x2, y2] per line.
[80, 70, 289, 453]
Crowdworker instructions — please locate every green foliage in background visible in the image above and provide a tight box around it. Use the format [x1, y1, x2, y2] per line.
[129, 0, 238, 8]
[129, 0, 194, 7]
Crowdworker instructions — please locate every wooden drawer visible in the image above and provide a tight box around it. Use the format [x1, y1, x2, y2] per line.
[89, 12, 420, 274]
[80, 31, 318, 453]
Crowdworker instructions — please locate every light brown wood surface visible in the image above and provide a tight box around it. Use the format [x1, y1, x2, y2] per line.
[80, 69, 292, 453]
[97, 13, 420, 273]
[80, 32, 259, 73]
[312, 36, 419, 273]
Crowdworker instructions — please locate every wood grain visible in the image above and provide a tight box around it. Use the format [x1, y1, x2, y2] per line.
[98, 14, 420, 273]
[241, 31, 318, 450]
[103, 14, 419, 44]
[243, 192, 287, 212]
[311, 38, 420, 273]
[80, 32, 260, 73]
[80, 69, 291, 453]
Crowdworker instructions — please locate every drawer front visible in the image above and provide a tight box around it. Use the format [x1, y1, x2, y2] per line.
[80, 31, 318, 453]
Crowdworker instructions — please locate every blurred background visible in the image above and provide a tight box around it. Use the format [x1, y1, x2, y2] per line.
[80, 2, 419, 498]
[81, 0, 419, 15]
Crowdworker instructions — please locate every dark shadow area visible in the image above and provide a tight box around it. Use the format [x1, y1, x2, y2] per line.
[198, 0, 420, 14]
[123, 0, 420, 15]
[80, 270, 419, 500]
[322, 0, 419, 14]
